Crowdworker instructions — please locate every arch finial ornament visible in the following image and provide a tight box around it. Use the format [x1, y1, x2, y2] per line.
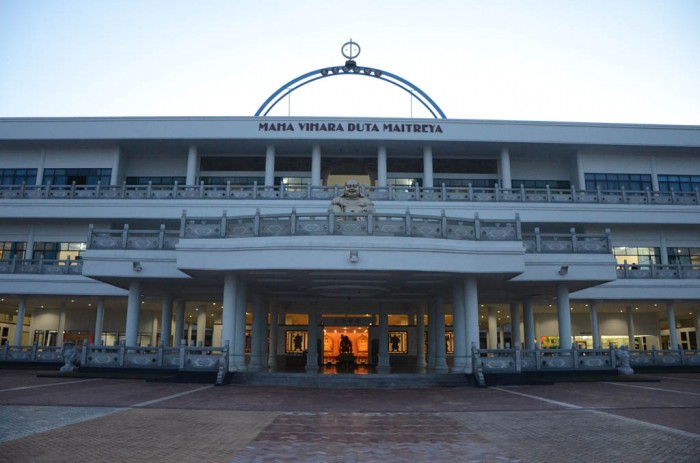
[255, 41, 446, 118]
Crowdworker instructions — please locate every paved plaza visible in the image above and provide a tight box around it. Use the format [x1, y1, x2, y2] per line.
[0, 370, 698, 462]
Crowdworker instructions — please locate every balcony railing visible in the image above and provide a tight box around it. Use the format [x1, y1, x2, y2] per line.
[1, 181, 698, 205]
[616, 261, 700, 279]
[0, 257, 83, 274]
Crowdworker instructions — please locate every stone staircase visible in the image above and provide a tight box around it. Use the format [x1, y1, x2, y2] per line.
[229, 372, 474, 388]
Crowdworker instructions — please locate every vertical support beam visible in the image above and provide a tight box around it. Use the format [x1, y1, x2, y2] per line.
[13, 296, 26, 345]
[268, 305, 279, 371]
[659, 230, 669, 266]
[264, 145, 276, 187]
[626, 306, 636, 349]
[186, 145, 198, 185]
[650, 154, 660, 191]
[510, 302, 521, 349]
[590, 301, 601, 349]
[160, 296, 173, 347]
[451, 282, 467, 372]
[36, 149, 46, 185]
[250, 294, 264, 371]
[463, 277, 479, 372]
[415, 304, 427, 372]
[233, 281, 248, 370]
[377, 307, 390, 373]
[196, 305, 207, 346]
[488, 307, 498, 349]
[151, 311, 159, 347]
[125, 280, 141, 346]
[557, 283, 572, 349]
[305, 308, 319, 373]
[427, 302, 437, 370]
[523, 297, 535, 350]
[174, 299, 186, 347]
[377, 145, 387, 187]
[422, 146, 433, 188]
[110, 147, 121, 185]
[694, 309, 700, 350]
[575, 150, 586, 190]
[57, 306, 66, 345]
[222, 274, 237, 370]
[26, 225, 35, 262]
[94, 297, 105, 345]
[667, 302, 678, 350]
[311, 145, 322, 187]
[259, 299, 269, 369]
[433, 297, 449, 373]
[500, 148, 512, 189]
[186, 323, 193, 346]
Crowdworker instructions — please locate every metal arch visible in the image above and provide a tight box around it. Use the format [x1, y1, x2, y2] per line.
[254, 65, 446, 118]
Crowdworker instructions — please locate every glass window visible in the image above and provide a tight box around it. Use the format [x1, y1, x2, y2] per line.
[668, 247, 700, 265]
[199, 176, 264, 185]
[613, 246, 660, 266]
[0, 242, 27, 260]
[585, 173, 652, 191]
[434, 178, 498, 188]
[43, 168, 111, 185]
[32, 242, 86, 261]
[0, 168, 37, 185]
[658, 175, 700, 193]
[512, 179, 571, 189]
[125, 176, 186, 185]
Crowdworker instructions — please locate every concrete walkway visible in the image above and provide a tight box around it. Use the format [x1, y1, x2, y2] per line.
[0, 370, 698, 462]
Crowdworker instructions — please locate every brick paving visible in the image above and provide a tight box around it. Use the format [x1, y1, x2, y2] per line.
[0, 370, 698, 462]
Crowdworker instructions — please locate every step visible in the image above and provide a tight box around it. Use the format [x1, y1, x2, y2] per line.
[230, 372, 474, 388]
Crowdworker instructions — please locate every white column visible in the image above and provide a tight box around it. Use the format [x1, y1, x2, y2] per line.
[433, 297, 449, 373]
[667, 302, 679, 350]
[590, 301, 601, 349]
[377, 307, 390, 373]
[650, 154, 660, 191]
[150, 311, 159, 347]
[268, 305, 279, 371]
[110, 147, 121, 185]
[222, 274, 237, 370]
[500, 148, 512, 189]
[575, 151, 586, 190]
[196, 305, 207, 346]
[250, 295, 264, 371]
[36, 149, 46, 185]
[523, 297, 535, 350]
[160, 296, 173, 347]
[659, 230, 669, 266]
[626, 306, 636, 349]
[57, 307, 66, 345]
[233, 281, 248, 370]
[510, 302, 521, 348]
[557, 283, 572, 349]
[13, 296, 26, 345]
[264, 145, 276, 187]
[377, 146, 387, 187]
[451, 282, 467, 372]
[311, 145, 321, 186]
[259, 299, 269, 369]
[186, 145, 198, 185]
[94, 298, 105, 345]
[26, 225, 35, 262]
[427, 303, 437, 369]
[487, 307, 498, 349]
[694, 309, 700, 350]
[463, 277, 479, 372]
[174, 299, 186, 346]
[422, 146, 433, 188]
[186, 323, 193, 346]
[415, 305, 426, 372]
[125, 280, 141, 346]
[305, 308, 319, 373]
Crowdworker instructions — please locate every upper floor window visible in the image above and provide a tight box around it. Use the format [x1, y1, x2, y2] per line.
[0, 242, 27, 260]
[0, 169, 37, 185]
[199, 176, 264, 186]
[585, 173, 652, 191]
[435, 178, 498, 188]
[32, 242, 86, 261]
[126, 176, 186, 186]
[512, 179, 571, 189]
[612, 246, 660, 266]
[657, 175, 700, 193]
[43, 168, 111, 186]
[667, 247, 700, 265]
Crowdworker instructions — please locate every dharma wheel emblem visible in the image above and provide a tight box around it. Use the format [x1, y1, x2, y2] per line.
[341, 39, 361, 61]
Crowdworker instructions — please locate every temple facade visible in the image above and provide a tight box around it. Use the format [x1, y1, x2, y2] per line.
[0, 116, 699, 375]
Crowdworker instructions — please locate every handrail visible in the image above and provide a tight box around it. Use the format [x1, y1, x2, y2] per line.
[0, 257, 83, 274]
[1, 182, 697, 206]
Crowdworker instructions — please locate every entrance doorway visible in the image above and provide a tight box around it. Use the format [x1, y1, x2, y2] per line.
[322, 326, 370, 373]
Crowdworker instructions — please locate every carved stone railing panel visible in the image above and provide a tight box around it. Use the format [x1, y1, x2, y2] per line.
[259, 217, 292, 236]
[295, 218, 329, 235]
[445, 220, 475, 240]
[575, 237, 609, 253]
[373, 218, 407, 236]
[126, 235, 160, 250]
[540, 238, 574, 252]
[410, 219, 442, 238]
[91, 234, 124, 249]
[334, 220, 368, 235]
[225, 218, 255, 237]
[185, 222, 221, 238]
[480, 223, 517, 241]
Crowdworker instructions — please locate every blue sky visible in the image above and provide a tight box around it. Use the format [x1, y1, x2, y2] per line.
[1, 0, 699, 124]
